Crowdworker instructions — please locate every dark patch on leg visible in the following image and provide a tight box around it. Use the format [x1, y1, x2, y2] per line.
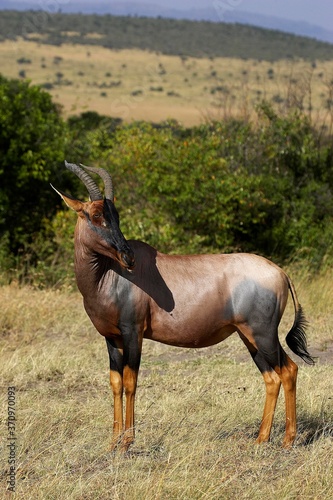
[106, 337, 123, 373]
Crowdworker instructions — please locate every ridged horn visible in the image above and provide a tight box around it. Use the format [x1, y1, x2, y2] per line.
[80, 164, 114, 202]
[64, 161, 103, 201]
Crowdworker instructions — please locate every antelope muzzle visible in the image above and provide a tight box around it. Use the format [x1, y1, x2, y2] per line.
[118, 246, 135, 271]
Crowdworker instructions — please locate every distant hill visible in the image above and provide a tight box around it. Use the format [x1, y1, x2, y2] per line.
[1, 10, 333, 62]
[2, 1, 333, 44]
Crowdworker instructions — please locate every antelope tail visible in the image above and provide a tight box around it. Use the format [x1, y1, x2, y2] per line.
[285, 278, 315, 365]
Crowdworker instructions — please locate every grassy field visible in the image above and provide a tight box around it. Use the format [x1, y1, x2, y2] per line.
[1, 39, 333, 125]
[0, 270, 332, 499]
[1, 35, 333, 498]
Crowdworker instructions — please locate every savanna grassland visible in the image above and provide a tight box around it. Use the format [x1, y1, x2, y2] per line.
[1, 11, 333, 499]
[1, 38, 333, 125]
[0, 271, 332, 499]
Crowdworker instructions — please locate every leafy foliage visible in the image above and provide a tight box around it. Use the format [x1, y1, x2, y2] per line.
[0, 75, 67, 263]
[1, 75, 333, 286]
[64, 110, 333, 269]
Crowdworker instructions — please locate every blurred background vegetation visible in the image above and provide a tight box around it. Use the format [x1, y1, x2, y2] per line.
[1, 11, 333, 288]
[1, 72, 333, 288]
[1, 10, 333, 61]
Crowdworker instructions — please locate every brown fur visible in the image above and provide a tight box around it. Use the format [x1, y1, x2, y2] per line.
[54, 164, 314, 450]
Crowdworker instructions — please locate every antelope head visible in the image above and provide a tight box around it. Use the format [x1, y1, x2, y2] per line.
[52, 161, 135, 271]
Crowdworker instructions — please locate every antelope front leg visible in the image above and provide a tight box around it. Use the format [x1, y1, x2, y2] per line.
[106, 338, 124, 451]
[110, 369, 124, 449]
[122, 365, 139, 451]
[121, 326, 143, 452]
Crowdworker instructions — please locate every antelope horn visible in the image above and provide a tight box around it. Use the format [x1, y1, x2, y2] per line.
[64, 161, 103, 201]
[80, 164, 114, 202]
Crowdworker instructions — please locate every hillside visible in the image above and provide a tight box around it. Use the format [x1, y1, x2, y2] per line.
[1, 10, 333, 61]
[1, 39, 333, 126]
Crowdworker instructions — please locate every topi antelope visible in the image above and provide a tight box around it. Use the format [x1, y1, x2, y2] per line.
[52, 161, 314, 451]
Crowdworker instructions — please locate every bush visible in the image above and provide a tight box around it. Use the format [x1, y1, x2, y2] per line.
[0, 75, 68, 275]
[2, 85, 333, 285]
[77, 115, 333, 269]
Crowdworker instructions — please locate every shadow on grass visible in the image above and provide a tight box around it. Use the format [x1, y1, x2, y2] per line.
[111, 440, 168, 459]
[213, 414, 332, 447]
[296, 413, 333, 446]
[213, 419, 258, 442]
[109, 412, 332, 459]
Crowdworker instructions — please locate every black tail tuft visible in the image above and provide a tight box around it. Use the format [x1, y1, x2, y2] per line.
[286, 306, 315, 365]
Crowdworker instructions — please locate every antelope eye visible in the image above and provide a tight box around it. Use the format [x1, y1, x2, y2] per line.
[93, 212, 102, 219]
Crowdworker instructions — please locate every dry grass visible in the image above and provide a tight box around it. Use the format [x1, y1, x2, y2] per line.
[1, 37, 332, 499]
[0, 271, 332, 499]
[1, 39, 333, 125]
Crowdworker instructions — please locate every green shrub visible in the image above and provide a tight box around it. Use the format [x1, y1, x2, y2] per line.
[0, 75, 68, 280]
[1, 83, 333, 285]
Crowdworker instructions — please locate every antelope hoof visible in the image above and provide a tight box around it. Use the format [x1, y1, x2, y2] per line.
[110, 437, 134, 453]
[255, 435, 270, 445]
[282, 438, 295, 449]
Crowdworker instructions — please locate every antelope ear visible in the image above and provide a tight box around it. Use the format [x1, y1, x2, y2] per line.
[51, 184, 84, 213]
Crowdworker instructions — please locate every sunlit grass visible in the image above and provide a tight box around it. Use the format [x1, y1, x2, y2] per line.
[1, 40, 333, 125]
[0, 273, 332, 498]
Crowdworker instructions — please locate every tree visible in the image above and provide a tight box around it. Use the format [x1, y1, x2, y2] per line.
[0, 75, 66, 257]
